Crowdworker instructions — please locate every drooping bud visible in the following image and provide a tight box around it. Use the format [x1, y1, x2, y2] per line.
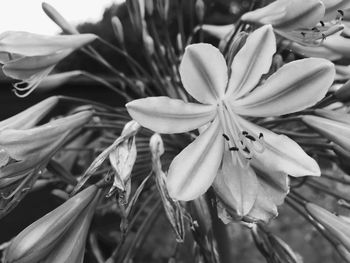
[4, 185, 99, 263]
[150, 133, 185, 242]
[306, 203, 350, 251]
[42, 2, 79, 34]
[111, 16, 125, 47]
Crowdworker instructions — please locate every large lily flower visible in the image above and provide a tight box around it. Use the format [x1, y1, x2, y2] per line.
[126, 25, 335, 209]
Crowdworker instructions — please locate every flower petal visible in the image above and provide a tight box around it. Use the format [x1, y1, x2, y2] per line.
[239, 117, 320, 177]
[233, 58, 335, 117]
[241, 0, 325, 31]
[213, 154, 258, 217]
[3, 50, 71, 80]
[289, 41, 342, 60]
[179, 43, 227, 104]
[0, 31, 97, 56]
[126, 96, 216, 133]
[246, 166, 289, 223]
[226, 25, 276, 100]
[166, 118, 224, 201]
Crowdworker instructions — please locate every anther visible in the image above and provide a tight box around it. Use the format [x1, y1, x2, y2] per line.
[312, 27, 319, 32]
[242, 131, 248, 135]
[321, 33, 326, 40]
[222, 134, 230, 141]
[320, 21, 325, 27]
[229, 146, 239, 151]
[300, 32, 306, 37]
[259, 133, 264, 139]
[338, 9, 344, 16]
[243, 147, 250, 154]
[245, 134, 256, 141]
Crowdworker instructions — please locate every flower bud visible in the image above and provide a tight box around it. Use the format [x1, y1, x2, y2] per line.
[0, 111, 93, 218]
[4, 185, 99, 263]
[155, 0, 169, 21]
[334, 79, 350, 102]
[111, 16, 125, 47]
[302, 114, 350, 151]
[145, 0, 154, 16]
[0, 96, 58, 131]
[306, 203, 350, 251]
[41, 2, 79, 34]
[36, 71, 83, 93]
[195, 0, 205, 23]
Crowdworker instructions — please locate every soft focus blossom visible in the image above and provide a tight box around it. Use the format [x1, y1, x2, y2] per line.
[242, 0, 344, 45]
[0, 110, 93, 218]
[4, 185, 101, 263]
[127, 25, 335, 218]
[0, 31, 97, 96]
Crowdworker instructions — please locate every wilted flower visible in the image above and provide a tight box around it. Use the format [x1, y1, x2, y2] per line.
[150, 133, 185, 242]
[306, 203, 350, 251]
[242, 0, 344, 45]
[4, 185, 101, 263]
[0, 110, 93, 218]
[127, 25, 334, 219]
[108, 121, 138, 201]
[0, 31, 97, 96]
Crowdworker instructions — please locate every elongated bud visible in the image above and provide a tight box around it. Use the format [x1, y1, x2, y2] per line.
[111, 16, 125, 46]
[36, 71, 83, 92]
[252, 225, 302, 263]
[333, 145, 350, 174]
[150, 133, 185, 242]
[4, 185, 98, 263]
[145, 0, 154, 16]
[224, 32, 248, 68]
[126, 0, 144, 40]
[143, 30, 155, 55]
[42, 2, 79, 34]
[195, 0, 205, 23]
[334, 79, 350, 102]
[0, 96, 58, 131]
[306, 203, 350, 251]
[43, 188, 102, 263]
[302, 115, 350, 151]
[155, 0, 169, 21]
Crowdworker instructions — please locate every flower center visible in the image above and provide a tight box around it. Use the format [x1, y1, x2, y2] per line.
[217, 101, 265, 166]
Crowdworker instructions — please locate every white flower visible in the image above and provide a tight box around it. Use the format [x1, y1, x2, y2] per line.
[126, 25, 335, 215]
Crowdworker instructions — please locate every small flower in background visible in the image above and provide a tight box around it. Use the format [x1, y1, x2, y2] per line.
[241, 0, 345, 45]
[127, 25, 335, 219]
[0, 109, 93, 218]
[4, 185, 101, 263]
[0, 31, 97, 97]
